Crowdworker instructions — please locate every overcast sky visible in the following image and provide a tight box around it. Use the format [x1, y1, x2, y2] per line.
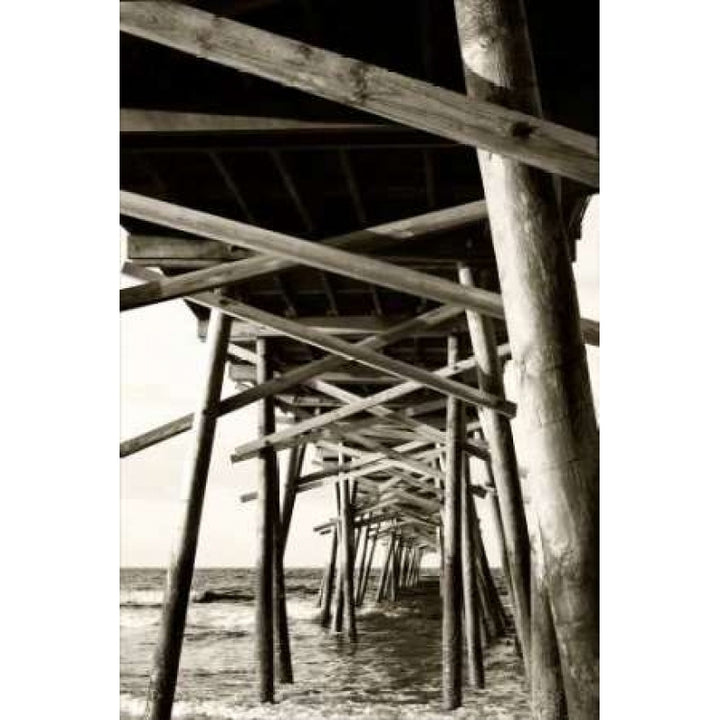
[120, 196, 598, 567]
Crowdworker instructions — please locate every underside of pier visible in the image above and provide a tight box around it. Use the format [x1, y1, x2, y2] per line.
[120, 1, 599, 718]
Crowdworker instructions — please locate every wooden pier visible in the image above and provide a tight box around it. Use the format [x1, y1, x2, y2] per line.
[120, 1, 599, 717]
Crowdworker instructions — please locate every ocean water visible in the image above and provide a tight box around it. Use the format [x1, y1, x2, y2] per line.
[120, 568, 529, 719]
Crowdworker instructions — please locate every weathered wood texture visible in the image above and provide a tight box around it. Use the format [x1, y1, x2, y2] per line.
[453, 2, 600, 716]
[121, 108, 389, 134]
[120, 192, 599, 347]
[119, 2, 598, 184]
[338, 467, 358, 640]
[319, 524, 338, 627]
[529, 508, 567, 720]
[119, 270, 469, 457]
[273, 410, 294, 683]
[441, 336, 463, 710]
[461, 454, 485, 688]
[144, 310, 231, 720]
[459, 264, 531, 673]
[121, 201, 487, 310]
[231, 356, 481, 462]
[254, 338, 275, 702]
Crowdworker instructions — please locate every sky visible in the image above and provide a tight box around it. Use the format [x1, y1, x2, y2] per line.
[120, 196, 598, 568]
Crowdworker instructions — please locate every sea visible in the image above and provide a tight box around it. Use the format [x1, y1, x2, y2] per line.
[120, 568, 529, 719]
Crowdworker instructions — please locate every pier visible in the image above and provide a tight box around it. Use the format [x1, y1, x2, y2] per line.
[120, 2, 599, 718]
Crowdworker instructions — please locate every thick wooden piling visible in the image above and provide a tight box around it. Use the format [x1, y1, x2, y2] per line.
[453, 2, 599, 715]
[529, 507, 567, 720]
[145, 310, 231, 720]
[459, 263, 531, 671]
[255, 338, 275, 702]
[441, 335, 463, 710]
[461, 453, 485, 688]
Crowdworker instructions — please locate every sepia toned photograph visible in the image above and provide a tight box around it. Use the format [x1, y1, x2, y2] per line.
[119, 1, 598, 718]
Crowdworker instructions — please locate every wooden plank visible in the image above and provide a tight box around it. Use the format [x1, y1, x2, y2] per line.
[121, 108, 391, 134]
[145, 310, 231, 720]
[454, 2, 599, 715]
[119, 192, 600, 347]
[127, 234, 248, 261]
[231, 355, 481, 462]
[214, 315, 467, 341]
[119, 3, 599, 185]
[178, 291, 516, 415]
[119, 273, 467, 456]
[120, 198, 488, 311]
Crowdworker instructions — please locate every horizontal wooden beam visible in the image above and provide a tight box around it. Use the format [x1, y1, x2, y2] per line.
[126, 264, 513, 415]
[231, 355, 480, 462]
[120, 271, 467, 456]
[121, 198, 487, 311]
[121, 108, 392, 134]
[119, 2, 599, 185]
[119, 192, 600, 346]
[211, 315, 467, 341]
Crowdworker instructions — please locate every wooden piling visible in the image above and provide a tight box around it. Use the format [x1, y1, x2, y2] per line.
[441, 335, 463, 710]
[459, 264, 532, 672]
[271, 405, 293, 683]
[255, 337, 275, 702]
[376, 533, 395, 603]
[339, 467, 358, 640]
[474, 509, 509, 636]
[529, 507, 567, 720]
[358, 524, 377, 605]
[145, 310, 231, 720]
[461, 452, 485, 688]
[355, 514, 371, 603]
[453, 2, 599, 715]
[319, 524, 338, 626]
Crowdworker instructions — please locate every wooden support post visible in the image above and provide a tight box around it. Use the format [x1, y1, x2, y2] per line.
[390, 538, 402, 601]
[332, 484, 344, 633]
[271, 404, 293, 684]
[319, 524, 338, 627]
[144, 310, 231, 720]
[473, 505, 509, 637]
[459, 263, 532, 673]
[279, 443, 306, 556]
[255, 338, 275, 702]
[453, 2, 600, 715]
[461, 451, 485, 689]
[434, 464, 445, 598]
[316, 566, 326, 609]
[529, 507, 567, 720]
[354, 514, 371, 603]
[359, 526, 378, 605]
[441, 335, 463, 710]
[376, 533, 395, 603]
[339, 470, 358, 640]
